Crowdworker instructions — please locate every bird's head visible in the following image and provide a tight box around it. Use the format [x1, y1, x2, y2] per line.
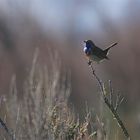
[83, 40, 95, 55]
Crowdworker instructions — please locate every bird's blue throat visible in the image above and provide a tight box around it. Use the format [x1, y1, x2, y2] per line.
[83, 43, 92, 55]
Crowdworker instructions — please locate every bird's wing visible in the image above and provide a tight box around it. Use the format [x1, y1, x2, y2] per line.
[92, 46, 105, 58]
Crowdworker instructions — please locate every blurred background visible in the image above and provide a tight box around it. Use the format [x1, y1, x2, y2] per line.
[0, 0, 140, 139]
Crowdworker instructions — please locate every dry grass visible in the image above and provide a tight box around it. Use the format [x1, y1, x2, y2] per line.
[0, 48, 130, 140]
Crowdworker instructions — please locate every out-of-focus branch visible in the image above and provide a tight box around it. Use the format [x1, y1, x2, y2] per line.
[0, 117, 15, 140]
[88, 64, 131, 140]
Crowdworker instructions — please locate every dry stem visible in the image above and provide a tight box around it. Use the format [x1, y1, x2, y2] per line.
[89, 64, 131, 140]
[0, 117, 15, 140]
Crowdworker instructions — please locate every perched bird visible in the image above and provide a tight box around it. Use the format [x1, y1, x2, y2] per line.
[83, 40, 117, 65]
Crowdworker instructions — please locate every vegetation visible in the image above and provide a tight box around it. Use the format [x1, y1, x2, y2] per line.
[0, 49, 130, 140]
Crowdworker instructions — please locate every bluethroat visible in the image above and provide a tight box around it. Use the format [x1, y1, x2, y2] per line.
[83, 40, 117, 65]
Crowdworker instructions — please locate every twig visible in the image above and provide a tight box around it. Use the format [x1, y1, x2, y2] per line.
[0, 117, 15, 140]
[115, 94, 124, 111]
[109, 80, 113, 105]
[88, 64, 131, 140]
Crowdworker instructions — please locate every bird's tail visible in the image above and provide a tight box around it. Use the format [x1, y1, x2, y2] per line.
[104, 42, 118, 55]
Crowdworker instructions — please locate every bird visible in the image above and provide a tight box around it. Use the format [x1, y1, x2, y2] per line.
[83, 40, 117, 65]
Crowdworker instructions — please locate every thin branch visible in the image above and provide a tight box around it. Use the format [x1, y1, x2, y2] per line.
[89, 64, 104, 97]
[115, 93, 124, 111]
[115, 96, 124, 112]
[0, 117, 15, 140]
[88, 63, 131, 140]
[115, 93, 121, 111]
[109, 80, 113, 105]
